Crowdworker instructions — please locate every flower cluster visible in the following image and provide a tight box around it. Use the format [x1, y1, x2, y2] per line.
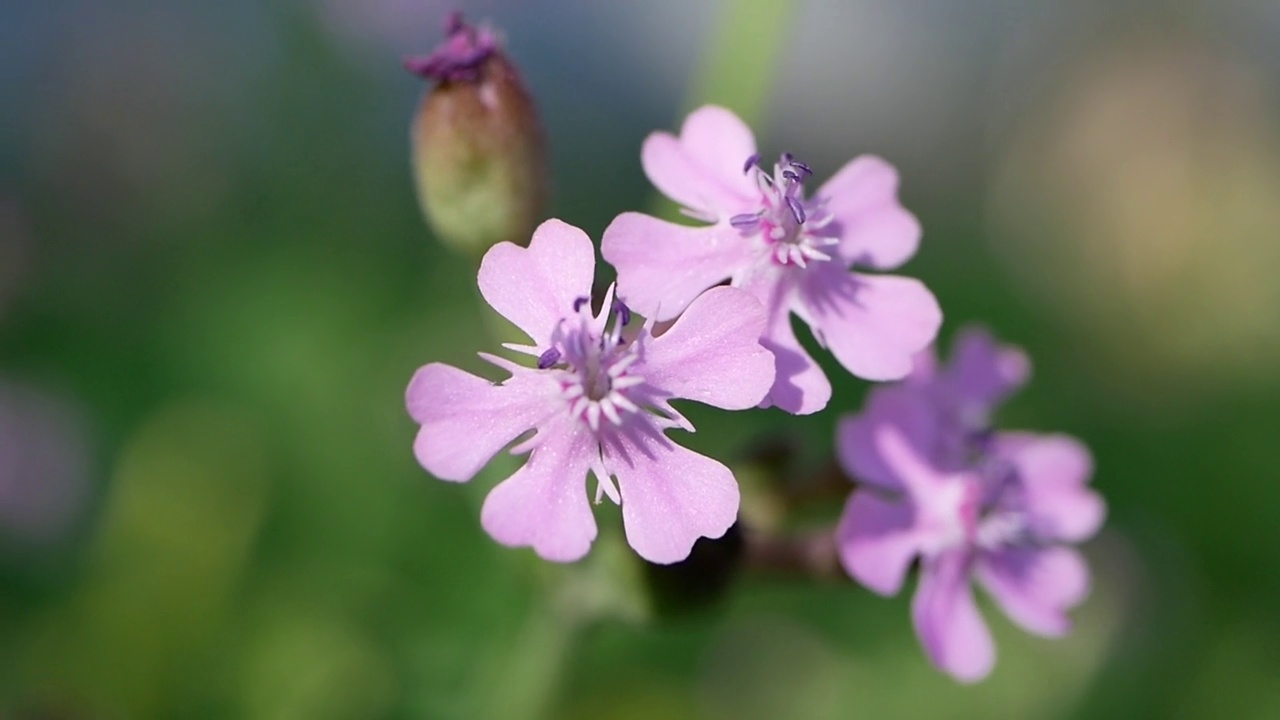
[407, 101, 943, 566]
[834, 328, 1106, 681]
[402, 60, 1104, 679]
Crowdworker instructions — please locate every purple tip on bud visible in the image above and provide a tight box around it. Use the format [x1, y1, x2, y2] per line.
[404, 13, 498, 83]
[537, 347, 561, 369]
[730, 213, 761, 230]
[743, 153, 761, 174]
[785, 196, 806, 224]
[444, 10, 465, 35]
[573, 296, 590, 313]
[408, 12, 548, 257]
[614, 300, 632, 326]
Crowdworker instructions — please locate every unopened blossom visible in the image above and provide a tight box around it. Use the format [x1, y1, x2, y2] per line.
[404, 12, 547, 256]
[834, 328, 1105, 682]
[405, 219, 775, 564]
[601, 105, 941, 415]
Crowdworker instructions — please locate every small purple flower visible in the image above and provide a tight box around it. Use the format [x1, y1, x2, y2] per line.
[405, 219, 776, 564]
[833, 329, 1104, 682]
[838, 326, 1032, 483]
[601, 106, 941, 415]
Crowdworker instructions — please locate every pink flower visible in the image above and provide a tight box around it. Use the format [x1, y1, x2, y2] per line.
[601, 105, 941, 415]
[834, 328, 1105, 682]
[405, 219, 776, 564]
[838, 326, 1032, 484]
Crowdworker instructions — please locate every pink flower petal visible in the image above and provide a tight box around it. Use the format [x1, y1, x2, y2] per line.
[799, 266, 942, 382]
[479, 415, 599, 562]
[477, 219, 597, 347]
[944, 326, 1032, 409]
[638, 286, 773, 410]
[739, 271, 831, 415]
[759, 312, 831, 415]
[836, 387, 940, 490]
[976, 546, 1090, 638]
[602, 213, 753, 320]
[819, 155, 921, 271]
[606, 424, 740, 565]
[836, 490, 923, 596]
[641, 105, 759, 218]
[912, 550, 996, 683]
[406, 363, 555, 482]
[874, 424, 960, 499]
[997, 433, 1105, 543]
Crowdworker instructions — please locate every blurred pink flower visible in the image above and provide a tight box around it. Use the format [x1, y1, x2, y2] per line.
[834, 328, 1104, 682]
[602, 105, 940, 415]
[0, 381, 91, 546]
[837, 326, 1031, 485]
[405, 219, 775, 564]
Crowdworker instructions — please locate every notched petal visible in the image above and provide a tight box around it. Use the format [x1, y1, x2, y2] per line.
[477, 219, 597, 347]
[637, 286, 775, 410]
[406, 362, 554, 482]
[480, 416, 599, 562]
[606, 423, 740, 565]
[641, 105, 760, 218]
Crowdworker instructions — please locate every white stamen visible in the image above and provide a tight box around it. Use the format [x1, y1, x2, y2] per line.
[611, 375, 645, 390]
[600, 398, 622, 426]
[611, 394, 639, 414]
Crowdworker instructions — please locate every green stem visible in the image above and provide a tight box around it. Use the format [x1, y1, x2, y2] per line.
[649, 0, 797, 221]
[474, 603, 576, 720]
[684, 0, 797, 129]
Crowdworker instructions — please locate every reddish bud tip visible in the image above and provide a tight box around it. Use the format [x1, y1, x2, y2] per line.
[403, 13, 500, 85]
[406, 13, 549, 256]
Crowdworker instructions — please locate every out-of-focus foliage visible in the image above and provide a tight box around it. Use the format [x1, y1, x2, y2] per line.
[1, 1, 1277, 718]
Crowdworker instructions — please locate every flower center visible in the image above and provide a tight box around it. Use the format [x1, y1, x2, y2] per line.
[923, 461, 1033, 558]
[972, 459, 1033, 550]
[730, 153, 839, 268]
[539, 289, 645, 431]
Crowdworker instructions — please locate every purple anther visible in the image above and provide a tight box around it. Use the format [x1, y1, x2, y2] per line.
[573, 296, 590, 312]
[789, 160, 813, 178]
[730, 213, 761, 230]
[537, 347, 561, 369]
[782, 170, 800, 182]
[970, 426, 997, 450]
[782, 152, 794, 164]
[785, 196, 806, 224]
[743, 153, 761, 174]
[614, 300, 632, 326]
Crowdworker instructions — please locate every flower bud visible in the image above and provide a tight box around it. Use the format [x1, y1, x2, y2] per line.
[405, 13, 548, 257]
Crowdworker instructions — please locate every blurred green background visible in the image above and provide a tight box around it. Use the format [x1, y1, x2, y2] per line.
[3, 1, 1279, 718]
